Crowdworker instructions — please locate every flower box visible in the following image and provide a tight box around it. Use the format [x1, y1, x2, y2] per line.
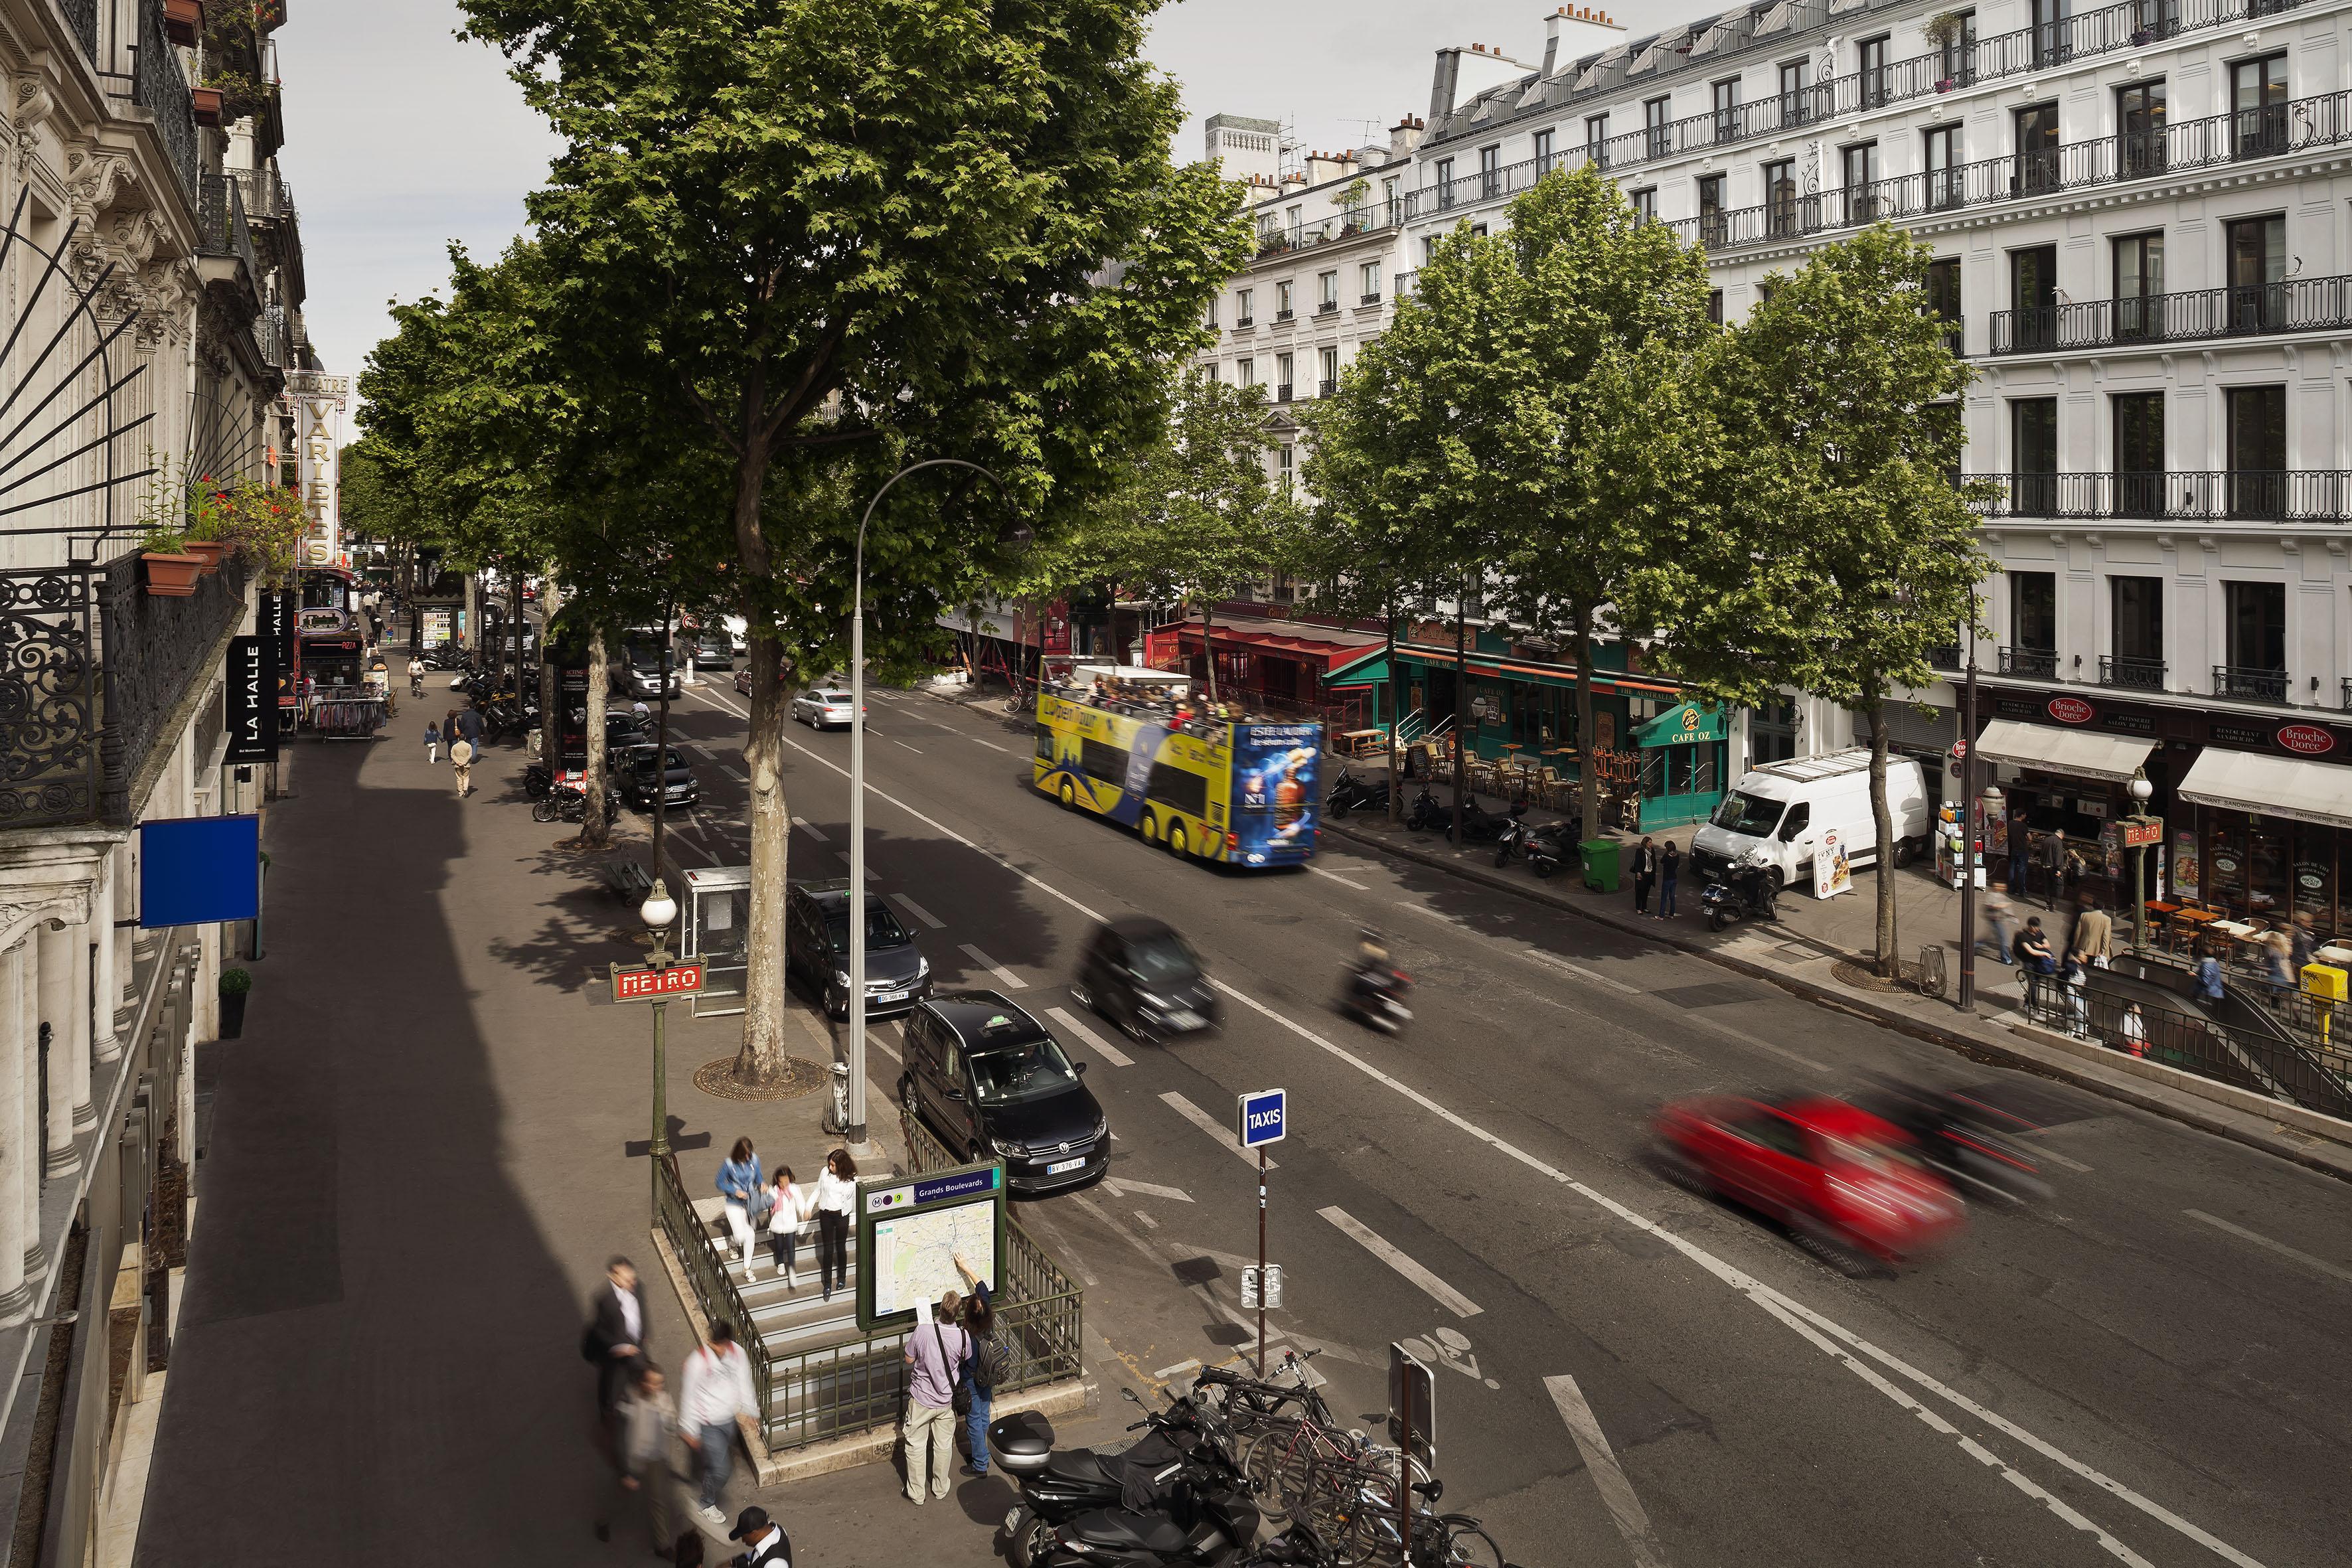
[182, 540, 228, 574]
[191, 87, 224, 126]
[141, 552, 204, 597]
[164, 0, 202, 45]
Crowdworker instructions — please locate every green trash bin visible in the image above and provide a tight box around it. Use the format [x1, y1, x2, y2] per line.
[1581, 838, 1620, 893]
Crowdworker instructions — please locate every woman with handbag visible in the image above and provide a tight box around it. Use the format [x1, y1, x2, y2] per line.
[813, 1148, 857, 1303]
[715, 1138, 763, 1264]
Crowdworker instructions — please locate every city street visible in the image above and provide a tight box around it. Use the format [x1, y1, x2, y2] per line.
[646, 678, 2349, 1568]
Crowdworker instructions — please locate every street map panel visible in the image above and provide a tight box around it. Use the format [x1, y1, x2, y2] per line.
[873, 1200, 996, 1318]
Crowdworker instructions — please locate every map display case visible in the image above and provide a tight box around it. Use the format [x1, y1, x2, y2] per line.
[856, 1159, 1008, 1332]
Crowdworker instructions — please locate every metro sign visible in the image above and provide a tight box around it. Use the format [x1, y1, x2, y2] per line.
[611, 961, 706, 1002]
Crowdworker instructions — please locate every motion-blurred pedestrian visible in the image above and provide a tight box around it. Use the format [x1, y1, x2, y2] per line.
[582, 1256, 650, 1422]
[716, 1138, 763, 1265]
[595, 1361, 676, 1549]
[678, 1322, 757, 1528]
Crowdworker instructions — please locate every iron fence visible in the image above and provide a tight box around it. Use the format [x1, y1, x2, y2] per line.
[195, 174, 259, 279]
[1968, 469, 2352, 524]
[2019, 971, 2352, 1118]
[1998, 646, 2058, 679]
[2212, 664, 2290, 702]
[98, 550, 248, 824]
[0, 568, 98, 826]
[57, 0, 97, 62]
[1991, 274, 2352, 354]
[653, 1150, 775, 1425]
[2098, 655, 2166, 691]
[135, 0, 198, 208]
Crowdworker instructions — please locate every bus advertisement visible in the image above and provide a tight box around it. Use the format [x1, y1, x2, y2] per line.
[1032, 695, 1320, 867]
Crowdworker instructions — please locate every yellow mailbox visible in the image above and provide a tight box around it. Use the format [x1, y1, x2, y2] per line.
[2302, 963, 2346, 1044]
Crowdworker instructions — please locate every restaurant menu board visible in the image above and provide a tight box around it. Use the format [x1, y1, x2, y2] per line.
[2171, 828, 2199, 902]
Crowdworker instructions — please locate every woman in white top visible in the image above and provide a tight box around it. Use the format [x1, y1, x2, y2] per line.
[765, 1167, 813, 1287]
[813, 1148, 858, 1304]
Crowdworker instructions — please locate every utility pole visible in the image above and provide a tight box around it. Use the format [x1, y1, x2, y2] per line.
[1958, 647, 1979, 1012]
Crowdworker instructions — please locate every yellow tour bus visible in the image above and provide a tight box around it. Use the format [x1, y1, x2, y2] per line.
[1032, 693, 1322, 867]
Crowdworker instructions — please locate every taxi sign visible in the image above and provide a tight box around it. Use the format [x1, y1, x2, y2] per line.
[1237, 1087, 1287, 1149]
[611, 961, 706, 1002]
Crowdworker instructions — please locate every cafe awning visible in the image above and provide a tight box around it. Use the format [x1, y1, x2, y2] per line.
[2177, 748, 2352, 830]
[1974, 719, 2154, 783]
[1633, 701, 1728, 748]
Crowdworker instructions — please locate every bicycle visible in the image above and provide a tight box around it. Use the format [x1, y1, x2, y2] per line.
[1301, 1463, 1502, 1568]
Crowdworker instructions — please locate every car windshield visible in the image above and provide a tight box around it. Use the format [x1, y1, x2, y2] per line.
[823, 906, 911, 953]
[631, 748, 688, 771]
[1711, 791, 1786, 836]
[968, 1037, 1083, 1105]
[1127, 932, 1200, 983]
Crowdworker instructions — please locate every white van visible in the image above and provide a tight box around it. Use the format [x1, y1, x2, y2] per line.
[1688, 749, 1930, 888]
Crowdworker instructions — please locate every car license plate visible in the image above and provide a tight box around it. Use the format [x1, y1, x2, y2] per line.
[1046, 1157, 1085, 1175]
[1004, 1508, 1024, 1534]
[876, 989, 906, 1004]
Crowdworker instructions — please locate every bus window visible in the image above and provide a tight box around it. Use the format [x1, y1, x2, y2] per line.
[1146, 761, 1209, 820]
[1080, 738, 1128, 783]
[1035, 724, 1054, 761]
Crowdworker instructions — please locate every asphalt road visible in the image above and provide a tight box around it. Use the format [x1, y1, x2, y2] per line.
[643, 676, 2349, 1568]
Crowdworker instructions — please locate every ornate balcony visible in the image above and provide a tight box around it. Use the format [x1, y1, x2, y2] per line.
[2099, 654, 2167, 690]
[1968, 470, 2352, 523]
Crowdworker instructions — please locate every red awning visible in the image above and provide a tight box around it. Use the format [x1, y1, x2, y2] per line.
[1158, 617, 1383, 672]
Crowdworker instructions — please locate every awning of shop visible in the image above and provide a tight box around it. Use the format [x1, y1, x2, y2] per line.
[1389, 642, 1680, 698]
[1155, 613, 1385, 673]
[1974, 719, 2154, 783]
[1632, 701, 1727, 747]
[2176, 748, 2352, 830]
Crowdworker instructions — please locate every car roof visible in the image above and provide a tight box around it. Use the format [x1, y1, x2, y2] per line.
[1772, 1096, 1905, 1140]
[925, 990, 1050, 1048]
[790, 880, 882, 912]
[1103, 915, 1178, 942]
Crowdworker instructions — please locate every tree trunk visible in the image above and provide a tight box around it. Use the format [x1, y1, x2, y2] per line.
[583, 628, 611, 849]
[537, 576, 562, 765]
[1200, 599, 1220, 705]
[463, 572, 478, 653]
[734, 617, 796, 1085]
[1384, 593, 1403, 824]
[1573, 603, 1598, 842]
[1867, 700, 1899, 977]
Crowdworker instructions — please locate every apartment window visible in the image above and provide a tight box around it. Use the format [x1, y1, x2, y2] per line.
[1923, 123, 1962, 210]
[1936, 9, 1976, 86]
[1712, 77, 1741, 143]
[2112, 232, 2164, 342]
[1235, 287, 1253, 325]
[1586, 113, 1610, 169]
[1857, 36, 1889, 108]
[2113, 391, 2165, 514]
[1480, 144, 1502, 199]
[1763, 158, 1798, 236]
[2030, 0, 2068, 67]
[1237, 357, 1254, 387]
[1285, 204, 1302, 230]
[1840, 142, 1879, 223]
[1924, 257, 1961, 353]
[2232, 54, 2288, 159]
[2109, 577, 2163, 680]
[1707, 288, 1724, 325]
[1644, 96, 1672, 159]
[1278, 443, 1294, 496]
[1360, 261, 1381, 303]
[1777, 59, 1810, 127]
[1317, 272, 1338, 312]
[1275, 351, 1294, 400]
[1318, 347, 1339, 395]
[1470, 223, 1487, 238]
[2225, 213, 2285, 332]
[2015, 102, 2061, 195]
[2116, 80, 2167, 178]
[2010, 244, 2058, 351]
[2011, 572, 2057, 661]
[1275, 280, 1293, 319]
[1628, 187, 1657, 224]
[1206, 295, 1218, 329]
[1421, 236, 1439, 266]
[2131, 0, 2181, 42]
[1380, 176, 1399, 215]
[1697, 174, 1726, 246]
[2223, 580, 2286, 682]
[1533, 129, 1555, 173]
[2011, 396, 2059, 516]
[1435, 156, 1455, 209]
[2226, 384, 2286, 518]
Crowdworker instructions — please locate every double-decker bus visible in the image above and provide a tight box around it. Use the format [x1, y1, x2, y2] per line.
[1032, 692, 1322, 867]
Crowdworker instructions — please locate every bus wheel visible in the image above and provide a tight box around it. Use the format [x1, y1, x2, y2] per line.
[1058, 778, 1077, 811]
[1139, 811, 1158, 844]
[1168, 823, 1190, 858]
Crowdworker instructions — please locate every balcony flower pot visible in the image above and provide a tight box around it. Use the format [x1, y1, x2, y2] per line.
[164, 0, 201, 44]
[191, 87, 224, 126]
[182, 540, 228, 574]
[218, 968, 250, 1040]
[141, 552, 204, 597]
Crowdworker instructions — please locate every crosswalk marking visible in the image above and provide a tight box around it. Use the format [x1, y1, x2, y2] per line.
[1319, 1206, 1480, 1318]
[1160, 1092, 1272, 1169]
[1046, 1006, 1132, 1067]
[890, 893, 944, 930]
[791, 816, 828, 842]
[959, 943, 1028, 990]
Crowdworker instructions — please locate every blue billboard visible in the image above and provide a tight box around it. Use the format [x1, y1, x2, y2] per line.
[139, 815, 261, 927]
[1233, 725, 1320, 866]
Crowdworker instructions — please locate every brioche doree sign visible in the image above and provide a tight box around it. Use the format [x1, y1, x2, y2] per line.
[610, 961, 705, 1002]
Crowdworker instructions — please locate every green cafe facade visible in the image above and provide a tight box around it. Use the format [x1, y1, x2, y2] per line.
[1324, 625, 1736, 832]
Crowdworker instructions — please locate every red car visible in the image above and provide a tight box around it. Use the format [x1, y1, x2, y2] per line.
[1655, 1095, 1964, 1272]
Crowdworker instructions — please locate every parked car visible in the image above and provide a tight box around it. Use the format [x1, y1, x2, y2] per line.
[1654, 1093, 1964, 1273]
[1072, 916, 1220, 1042]
[785, 879, 931, 1020]
[791, 686, 860, 730]
[899, 991, 1107, 1194]
[620, 745, 700, 811]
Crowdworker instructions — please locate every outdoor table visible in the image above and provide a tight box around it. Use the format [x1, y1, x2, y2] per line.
[2317, 945, 2352, 967]
[1338, 728, 1384, 757]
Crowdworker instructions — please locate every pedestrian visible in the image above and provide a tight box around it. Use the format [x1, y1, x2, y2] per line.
[1980, 886, 2016, 965]
[2118, 1004, 2149, 1058]
[424, 720, 441, 765]
[678, 1321, 757, 1528]
[1632, 835, 1657, 917]
[582, 1255, 650, 1425]
[1658, 840, 1682, 919]
[2194, 941, 2225, 1006]
[2039, 828, 2067, 910]
[595, 1361, 676, 1549]
[444, 706, 459, 751]
[726, 1506, 792, 1568]
[457, 702, 484, 751]
[2007, 820, 2030, 900]
[901, 1291, 969, 1506]
[715, 1138, 763, 1267]
[764, 1167, 811, 1287]
[2013, 917, 2055, 975]
[2292, 910, 2319, 975]
[813, 1148, 856, 1303]
[954, 1252, 1006, 1478]
[2263, 925, 2296, 990]
[2071, 896, 2113, 971]
[449, 736, 475, 798]
[408, 654, 425, 698]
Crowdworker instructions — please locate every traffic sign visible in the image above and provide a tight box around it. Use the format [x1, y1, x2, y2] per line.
[1240, 1265, 1285, 1309]
[1237, 1087, 1287, 1149]
[1389, 1342, 1435, 1465]
[611, 961, 706, 1002]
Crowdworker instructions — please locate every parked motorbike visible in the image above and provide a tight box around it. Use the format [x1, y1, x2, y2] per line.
[992, 1389, 1231, 1568]
[1405, 785, 1450, 834]
[1325, 769, 1391, 820]
[531, 782, 619, 827]
[1032, 1466, 1263, 1568]
[1454, 797, 1509, 845]
[522, 761, 554, 801]
[1699, 858, 1780, 932]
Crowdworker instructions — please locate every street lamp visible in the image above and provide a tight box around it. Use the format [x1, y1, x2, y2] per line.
[641, 878, 678, 1210]
[2126, 767, 2157, 954]
[848, 459, 1016, 1147]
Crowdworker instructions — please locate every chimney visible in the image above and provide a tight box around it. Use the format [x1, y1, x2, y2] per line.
[1388, 115, 1425, 161]
[1304, 148, 1357, 187]
[1543, 5, 1626, 77]
[1429, 46, 1463, 123]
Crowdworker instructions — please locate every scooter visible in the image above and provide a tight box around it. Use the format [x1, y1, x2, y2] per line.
[1325, 770, 1391, 820]
[1405, 785, 1450, 834]
[1699, 865, 1780, 931]
[991, 1390, 1228, 1568]
[1032, 1464, 1264, 1568]
[1494, 804, 1577, 870]
[1339, 961, 1413, 1034]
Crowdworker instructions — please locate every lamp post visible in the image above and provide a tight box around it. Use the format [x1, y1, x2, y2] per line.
[1958, 641, 1981, 1012]
[848, 459, 1016, 1147]
[641, 878, 678, 1213]
[2126, 767, 2157, 954]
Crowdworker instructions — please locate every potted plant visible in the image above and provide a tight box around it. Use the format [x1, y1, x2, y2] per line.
[218, 967, 251, 1040]
[191, 86, 224, 125]
[1922, 11, 1967, 89]
[163, 0, 201, 44]
[1337, 177, 1372, 231]
[139, 524, 203, 596]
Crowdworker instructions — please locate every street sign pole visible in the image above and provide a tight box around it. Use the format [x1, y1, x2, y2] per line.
[1257, 1145, 1268, 1377]
[1237, 1087, 1288, 1377]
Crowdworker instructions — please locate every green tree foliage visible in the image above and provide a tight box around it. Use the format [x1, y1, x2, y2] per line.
[1610, 224, 1994, 974]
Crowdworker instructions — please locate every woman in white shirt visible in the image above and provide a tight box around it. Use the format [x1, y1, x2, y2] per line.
[765, 1167, 813, 1287]
[813, 1148, 858, 1304]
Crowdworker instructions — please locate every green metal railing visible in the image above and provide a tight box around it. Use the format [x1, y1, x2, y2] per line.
[654, 1152, 775, 1422]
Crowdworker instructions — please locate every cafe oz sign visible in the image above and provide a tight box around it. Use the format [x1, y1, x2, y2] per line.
[224, 636, 277, 762]
[609, 961, 705, 1002]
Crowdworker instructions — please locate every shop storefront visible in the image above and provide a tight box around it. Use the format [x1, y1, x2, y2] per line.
[1142, 607, 1386, 726]
[1630, 702, 1731, 830]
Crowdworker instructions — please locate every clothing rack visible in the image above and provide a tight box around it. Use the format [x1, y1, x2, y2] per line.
[307, 685, 386, 740]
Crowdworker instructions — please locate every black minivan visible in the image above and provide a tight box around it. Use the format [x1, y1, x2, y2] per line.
[900, 992, 1107, 1195]
[1073, 917, 1220, 1042]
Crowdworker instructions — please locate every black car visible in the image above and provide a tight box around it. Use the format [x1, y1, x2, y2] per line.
[900, 992, 1107, 1195]
[1073, 917, 1221, 1041]
[620, 745, 700, 810]
[785, 880, 931, 1019]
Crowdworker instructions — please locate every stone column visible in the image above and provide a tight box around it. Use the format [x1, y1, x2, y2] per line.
[15, 936, 40, 1295]
[0, 942, 30, 1324]
[91, 848, 119, 1066]
[114, 840, 139, 1036]
[66, 915, 93, 1138]
[37, 921, 73, 1177]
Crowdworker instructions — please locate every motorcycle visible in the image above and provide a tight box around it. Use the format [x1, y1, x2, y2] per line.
[1454, 796, 1509, 845]
[1325, 770, 1391, 820]
[992, 1389, 1231, 1568]
[1405, 785, 1450, 834]
[522, 761, 555, 801]
[531, 782, 619, 827]
[1699, 862, 1780, 932]
[1032, 1467, 1262, 1568]
[1339, 960, 1413, 1034]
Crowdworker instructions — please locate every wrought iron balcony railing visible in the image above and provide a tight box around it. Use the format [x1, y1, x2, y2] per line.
[98, 1, 198, 208]
[1968, 470, 2352, 523]
[1317, 378, 1337, 398]
[1990, 274, 2352, 354]
[2100, 654, 2167, 690]
[1255, 202, 1401, 258]
[1928, 644, 1962, 672]
[195, 174, 260, 280]
[1275, 382, 1293, 404]
[2213, 663, 2290, 702]
[2342, 676, 2352, 712]
[2000, 647, 2060, 679]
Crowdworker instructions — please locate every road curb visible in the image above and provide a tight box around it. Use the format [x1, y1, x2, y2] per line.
[1322, 817, 2352, 1182]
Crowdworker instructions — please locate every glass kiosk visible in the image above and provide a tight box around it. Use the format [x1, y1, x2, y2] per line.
[678, 864, 752, 1016]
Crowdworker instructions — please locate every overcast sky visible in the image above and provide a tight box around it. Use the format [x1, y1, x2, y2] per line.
[286, 0, 1723, 392]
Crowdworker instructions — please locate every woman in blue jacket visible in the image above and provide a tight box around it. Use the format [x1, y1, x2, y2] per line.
[716, 1138, 763, 1264]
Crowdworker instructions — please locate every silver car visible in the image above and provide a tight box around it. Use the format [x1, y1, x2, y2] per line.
[791, 688, 858, 729]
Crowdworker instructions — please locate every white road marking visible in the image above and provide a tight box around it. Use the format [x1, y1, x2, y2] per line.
[959, 943, 1028, 990]
[1518, 946, 1642, 996]
[1308, 865, 1368, 890]
[1160, 1092, 1273, 1169]
[1103, 1176, 1194, 1204]
[973, 737, 1011, 753]
[1046, 1006, 1133, 1067]
[791, 816, 829, 842]
[892, 738, 922, 753]
[2029, 1143, 2093, 1174]
[1398, 900, 1464, 928]
[865, 1028, 902, 1065]
[1154, 1358, 1202, 1380]
[2185, 1209, 2352, 1286]
[1133, 1210, 1158, 1230]
[722, 767, 747, 783]
[1545, 1374, 1671, 1568]
[890, 893, 945, 930]
[1319, 1206, 1481, 1318]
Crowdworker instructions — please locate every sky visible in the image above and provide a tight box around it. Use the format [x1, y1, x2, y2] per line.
[283, 0, 1727, 394]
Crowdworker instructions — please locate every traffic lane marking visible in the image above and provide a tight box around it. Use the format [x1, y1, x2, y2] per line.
[1545, 1373, 1672, 1568]
[973, 737, 1011, 753]
[1103, 1176, 1193, 1203]
[865, 1026, 902, 1065]
[1318, 1205, 1482, 1318]
[2183, 1209, 2352, 1287]
[791, 816, 829, 842]
[890, 893, 945, 930]
[1046, 1005, 1133, 1068]
[1160, 1091, 1273, 1169]
[1308, 866, 1368, 891]
[958, 943, 1028, 990]
[2027, 1142, 2092, 1174]
[1512, 945, 1829, 1072]
[722, 767, 747, 783]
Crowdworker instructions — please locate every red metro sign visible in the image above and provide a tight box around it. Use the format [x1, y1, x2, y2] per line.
[2046, 696, 2096, 726]
[2277, 724, 2337, 756]
[611, 962, 706, 1002]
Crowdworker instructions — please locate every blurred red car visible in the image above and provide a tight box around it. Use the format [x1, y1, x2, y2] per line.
[1656, 1095, 1964, 1271]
